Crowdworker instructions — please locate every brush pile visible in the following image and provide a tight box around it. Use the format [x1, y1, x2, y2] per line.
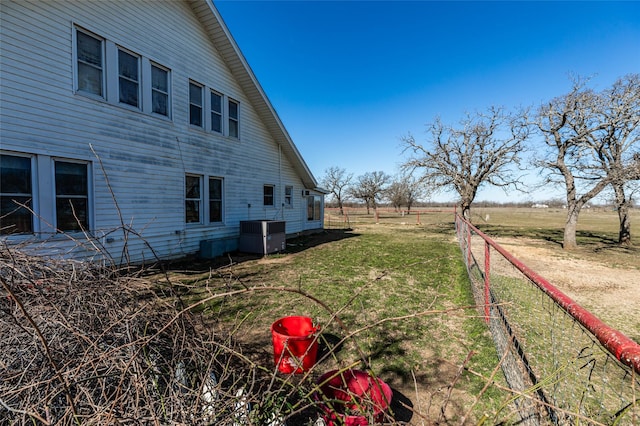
[0, 245, 264, 425]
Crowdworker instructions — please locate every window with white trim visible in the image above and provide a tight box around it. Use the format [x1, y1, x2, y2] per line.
[189, 81, 204, 127]
[74, 26, 172, 119]
[211, 90, 222, 133]
[55, 161, 89, 232]
[118, 48, 140, 108]
[263, 185, 274, 206]
[209, 177, 223, 223]
[185, 174, 202, 224]
[76, 29, 104, 97]
[1, 152, 92, 236]
[228, 98, 239, 138]
[185, 175, 224, 225]
[284, 186, 293, 207]
[151, 63, 170, 117]
[0, 154, 33, 234]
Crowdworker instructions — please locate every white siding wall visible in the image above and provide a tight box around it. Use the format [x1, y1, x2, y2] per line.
[0, 0, 314, 263]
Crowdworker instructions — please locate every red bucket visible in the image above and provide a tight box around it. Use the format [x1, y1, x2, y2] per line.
[315, 369, 393, 425]
[271, 316, 319, 374]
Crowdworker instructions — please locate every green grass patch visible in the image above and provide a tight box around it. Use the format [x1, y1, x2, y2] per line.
[159, 220, 509, 424]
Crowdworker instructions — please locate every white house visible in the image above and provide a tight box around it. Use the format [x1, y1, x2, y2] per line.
[0, 0, 325, 264]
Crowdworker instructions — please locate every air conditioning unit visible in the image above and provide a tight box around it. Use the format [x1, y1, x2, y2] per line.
[239, 220, 286, 255]
[302, 190, 310, 197]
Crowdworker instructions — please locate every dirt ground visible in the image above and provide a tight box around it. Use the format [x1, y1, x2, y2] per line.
[491, 237, 640, 343]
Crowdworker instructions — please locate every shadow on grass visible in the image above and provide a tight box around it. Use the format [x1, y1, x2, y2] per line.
[156, 229, 360, 275]
[474, 224, 631, 250]
[284, 229, 360, 254]
[316, 332, 344, 363]
[475, 224, 565, 246]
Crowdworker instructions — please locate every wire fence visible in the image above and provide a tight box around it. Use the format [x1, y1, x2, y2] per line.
[456, 214, 640, 425]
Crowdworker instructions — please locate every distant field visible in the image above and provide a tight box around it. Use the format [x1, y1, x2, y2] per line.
[326, 206, 639, 270]
[326, 206, 640, 342]
[468, 206, 639, 271]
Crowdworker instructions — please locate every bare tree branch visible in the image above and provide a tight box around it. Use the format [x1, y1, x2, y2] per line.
[533, 74, 640, 248]
[401, 106, 529, 219]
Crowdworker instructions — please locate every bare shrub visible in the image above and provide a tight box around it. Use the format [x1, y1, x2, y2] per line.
[0, 244, 296, 425]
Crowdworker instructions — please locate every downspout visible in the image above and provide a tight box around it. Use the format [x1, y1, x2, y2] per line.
[279, 144, 283, 220]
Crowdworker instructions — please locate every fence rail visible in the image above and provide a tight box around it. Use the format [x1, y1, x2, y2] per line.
[456, 214, 640, 425]
[324, 207, 456, 228]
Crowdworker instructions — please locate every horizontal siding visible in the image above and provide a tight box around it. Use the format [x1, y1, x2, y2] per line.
[0, 0, 317, 263]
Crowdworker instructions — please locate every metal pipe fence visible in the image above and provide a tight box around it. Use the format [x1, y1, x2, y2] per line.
[324, 207, 455, 229]
[456, 214, 639, 425]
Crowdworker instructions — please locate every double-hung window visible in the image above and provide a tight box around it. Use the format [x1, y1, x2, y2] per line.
[75, 27, 172, 119]
[285, 186, 293, 207]
[2, 154, 92, 235]
[185, 175, 202, 224]
[189, 82, 240, 138]
[209, 177, 223, 223]
[189, 82, 204, 127]
[186, 175, 224, 224]
[0, 154, 33, 235]
[228, 98, 239, 138]
[118, 48, 140, 108]
[151, 63, 169, 117]
[76, 30, 104, 97]
[211, 91, 223, 133]
[263, 185, 274, 207]
[55, 161, 89, 232]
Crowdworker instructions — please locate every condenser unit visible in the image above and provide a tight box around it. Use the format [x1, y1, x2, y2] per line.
[238, 220, 286, 255]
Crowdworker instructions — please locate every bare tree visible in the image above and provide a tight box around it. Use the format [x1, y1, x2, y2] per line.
[401, 106, 528, 220]
[589, 75, 640, 245]
[349, 171, 391, 214]
[533, 75, 640, 249]
[385, 174, 427, 212]
[321, 166, 353, 215]
[533, 80, 604, 250]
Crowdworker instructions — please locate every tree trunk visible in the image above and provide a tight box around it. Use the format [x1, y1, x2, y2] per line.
[613, 185, 632, 245]
[460, 201, 471, 221]
[618, 204, 632, 245]
[563, 203, 580, 250]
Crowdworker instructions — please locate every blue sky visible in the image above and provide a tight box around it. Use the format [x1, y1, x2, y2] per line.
[215, 1, 640, 202]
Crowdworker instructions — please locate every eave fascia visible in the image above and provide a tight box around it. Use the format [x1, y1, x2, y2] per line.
[188, 0, 317, 189]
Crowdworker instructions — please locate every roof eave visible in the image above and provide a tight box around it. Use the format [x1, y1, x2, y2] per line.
[189, 0, 317, 189]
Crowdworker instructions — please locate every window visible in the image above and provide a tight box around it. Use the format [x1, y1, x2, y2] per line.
[75, 28, 173, 120]
[186, 175, 223, 225]
[209, 177, 223, 223]
[151, 63, 169, 116]
[55, 161, 89, 232]
[228, 98, 239, 138]
[76, 30, 104, 97]
[118, 48, 140, 108]
[187, 81, 238, 137]
[189, 82, 203, 127]
[185, 175, 202, 223]
[307, 195, 321, 221]
[211, 91, 222, 133]
[0, 154, 33, 234]
[284, 186, 293, 207]
[75, 27, 173, 118]
[263, 185, 274, 206]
